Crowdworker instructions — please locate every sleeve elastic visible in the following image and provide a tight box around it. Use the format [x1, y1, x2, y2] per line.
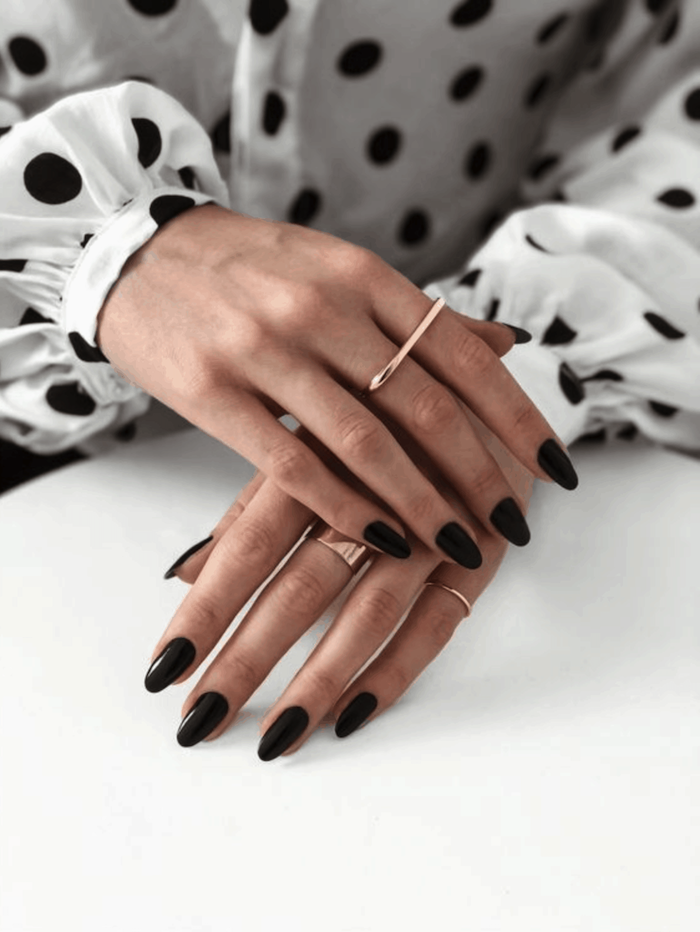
[0, 81, 230, 455]
[424, 70, 700, 457]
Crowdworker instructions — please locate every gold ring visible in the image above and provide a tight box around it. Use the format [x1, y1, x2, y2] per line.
[364, 297, 446, 394]
[423, 580, 472, 617]
[305, 520, 373, 573]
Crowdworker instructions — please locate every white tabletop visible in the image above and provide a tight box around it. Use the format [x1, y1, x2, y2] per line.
[1, 427, 698, 932]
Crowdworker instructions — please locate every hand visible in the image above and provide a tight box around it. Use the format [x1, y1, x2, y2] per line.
[97, 203, 575, 571]
[145, 408, 534, 758]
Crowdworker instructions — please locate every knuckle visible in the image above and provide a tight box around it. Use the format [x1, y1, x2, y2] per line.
[409, 490, 438, 527]
[451, 328, 492, 377]
[274, 281, 323, 330]
[231, 516, 278, 568]
[267, 439, 313, 488]
[385, 661, 413, 698]
[189, 589, 225, 636]
[336, 411, 385, 463]
[275, 564, 327, 617]
[355, 586, 402, 637]
[226, 648, 263, 693]
[426, 606, 461, 652]
[412, 381, 459, 435]
[304, 664, 339, 700]
[509, 397, 537, 434]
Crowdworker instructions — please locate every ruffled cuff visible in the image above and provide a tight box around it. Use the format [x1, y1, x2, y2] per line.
[424, 203, 700, 456]
[0, 81, 230, 454]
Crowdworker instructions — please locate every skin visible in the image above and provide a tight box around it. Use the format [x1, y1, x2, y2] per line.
[97, 203, 565, 571]
[153, 405, 535, 756]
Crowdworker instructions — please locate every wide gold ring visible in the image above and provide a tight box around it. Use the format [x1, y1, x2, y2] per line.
[305, 520, 373, 573]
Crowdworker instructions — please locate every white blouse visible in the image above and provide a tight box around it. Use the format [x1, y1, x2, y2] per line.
[1, 0, 699, 461]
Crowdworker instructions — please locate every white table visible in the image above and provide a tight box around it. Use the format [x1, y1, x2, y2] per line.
[1, 428, 698, 932]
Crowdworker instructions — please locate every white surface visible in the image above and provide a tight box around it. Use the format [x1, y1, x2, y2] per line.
[1, 428, 698, 932]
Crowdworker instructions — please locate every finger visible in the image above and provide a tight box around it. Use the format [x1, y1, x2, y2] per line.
[144, 478, 314, 693]
[180, 390, 414, 562]
[328, 514, 511, 742]
[274, 362, 485, 571]
[367, 271, 579, 491]
[167, 468, 268, 585]
[254, 541, 440, 759]
[175, 531, 363, 747]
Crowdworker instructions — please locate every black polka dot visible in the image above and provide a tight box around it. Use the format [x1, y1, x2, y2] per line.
[459, 267, 482, 287]
[465, 141, 492, 180]
[559, 361, 585, 404]
[337, 40, 383, 77]
[551, 189, 568, 202]
[525, 233, 550, 253]
[656, 188, 695, 208]
[643, 310, 685, 339]
[524, 73, 552, 109]
[127, 0, 177, 14]
[450, 0, 493, 28]
[486, 298, 500, 321]
[132, 118, 162, 168]
[480, 209, 504, 240]
[249, 0, 289, 35]
[683, 88, 700, 121]
[149, 194, 196, 227]
[46, 381, 97, 416]
[536, 13, 570, 44]
[645, 0, 674, 14]
[528, 153, 560, 181]
[126, 75, 156, 85]
[24, 153, 82, 205]
[178, 167, 196, 190]
[288, 188, 321, 225]
[398, 209, 430, 246]
[542, 315, 577, 345]
[0, 258, 27, 272]
[616, 424, 638, 441]
[581, 369, 624, 382]
[20, 306, 51, 325]
[648, 400, 678, 417]
[68, 331, 110, 364]
[450, 66, 484, 101]
[263, 91, 286, 134]
[0, 126, 12, 139]
[611, 125, 641, 152]
[115, 420, 138, 442]
[80, 232, 94, 248]
[659, 9, 681, 43]
[367, 127, 402, 164]
[8, 36, 47, 75]
[211, 112, 231, 152]
[577, 428, 607, 443]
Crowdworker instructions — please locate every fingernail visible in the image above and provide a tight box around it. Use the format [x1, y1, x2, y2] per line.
[176, 692, 229, 747]
[144, 636, 196, 693]
[537, 438, 579, 490]
[335, 692, 378, 738]
[258, 706, 309, 761]
[164, 535, 213, 579]
[436, 522, 483, 569]
[489, 497, 531, 547]
[502, 323, 532, 344]
[364, 521, 411, 559]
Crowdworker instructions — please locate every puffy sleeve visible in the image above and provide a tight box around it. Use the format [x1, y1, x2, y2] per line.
[0, 81, 231, 455]
[424, 68, 700, 458]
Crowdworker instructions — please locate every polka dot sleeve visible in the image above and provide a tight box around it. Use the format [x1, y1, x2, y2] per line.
[424, 70, 700, 458]
[0, 81, 230, 455]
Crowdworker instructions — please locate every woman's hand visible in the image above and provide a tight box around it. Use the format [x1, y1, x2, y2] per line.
[97, 203, 575, 570]
[145, 408, 534, 758]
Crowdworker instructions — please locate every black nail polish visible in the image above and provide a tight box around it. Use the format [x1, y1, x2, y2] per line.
[164, 535, 213, 580]
[436, 522, 483, 569]
[537, 439, 579, 490]
[503, 323, 533, 344]
[364, 521, 411, 559]
[176, 692, 229, 748]
[257, 706, 309, 761]
[489, 497, 531, 547]
[335, 692, 378, 738]
[144, 637, 196, 693]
